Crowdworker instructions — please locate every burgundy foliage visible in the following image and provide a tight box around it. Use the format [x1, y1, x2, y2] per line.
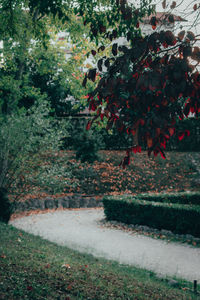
[83, 1, 200, 166]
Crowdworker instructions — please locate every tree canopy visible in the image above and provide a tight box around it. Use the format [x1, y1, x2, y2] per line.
[0, 0, 200, 167]
[81, 0, 200, 167]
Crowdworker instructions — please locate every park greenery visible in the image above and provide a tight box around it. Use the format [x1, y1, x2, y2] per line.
[0, 0, 199, 213]
[0, 0, 100, 203]
[1, 221, 198, 299]
[103, 193, 200, 237]
[0, 0, 199, 196]
[0, 1, 200, 298]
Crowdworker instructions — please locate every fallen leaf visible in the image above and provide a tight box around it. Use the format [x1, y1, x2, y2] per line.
[62, 264, 71, 269]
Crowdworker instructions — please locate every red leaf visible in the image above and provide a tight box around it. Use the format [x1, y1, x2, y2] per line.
[193, 4, 198, 11]
[185, 130, 190, 136]
[86, 121, 92, 130]
[159, 148, 166, 159]
[179, 113, 184, 120]
[147, 137, 153, 148]
[100, 113, 104, 121]
[27, 286, 33, 291]
[169, 128, 175, 136]
[153, 149, 159, 157]
[178, 132, 185, 141]
[132, 145, 141, 153]
[130, 129, 136, 135]
[140, 119, 145, 126]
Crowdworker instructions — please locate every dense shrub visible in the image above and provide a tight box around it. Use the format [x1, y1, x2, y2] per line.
[64, 120, 104, 163]
[0, 100, 70, 198]
[103, 196, 200, 237]
[137, 192, 200, 205]
[0, 188, 13, 223]
[75, 131, 100, 163]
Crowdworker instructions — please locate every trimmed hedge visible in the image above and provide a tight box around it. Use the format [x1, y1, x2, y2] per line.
[137, 192, 200, 205]
[103, 196, 200, 237]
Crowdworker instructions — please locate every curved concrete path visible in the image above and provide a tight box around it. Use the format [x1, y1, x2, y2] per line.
[10, 208, 200, 282]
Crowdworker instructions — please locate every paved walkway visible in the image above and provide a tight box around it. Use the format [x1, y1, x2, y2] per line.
[10, 208, 200, 282]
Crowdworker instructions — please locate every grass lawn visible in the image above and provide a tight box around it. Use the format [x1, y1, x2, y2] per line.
[0, 221, 199, 300]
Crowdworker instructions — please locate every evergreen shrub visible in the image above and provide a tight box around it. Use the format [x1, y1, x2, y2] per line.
[137, 192, 200, 205]
[71, 121, 104, 163]
[103, 196, 200, 237]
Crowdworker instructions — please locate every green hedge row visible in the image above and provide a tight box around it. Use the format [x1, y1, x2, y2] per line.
[103, 196, 200, 237]
[137, 192, 200, 205]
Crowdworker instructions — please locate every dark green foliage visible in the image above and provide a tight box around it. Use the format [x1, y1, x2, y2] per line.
[74, 129, 104, 163]
[100, 118, 200, 151]
[62, 119, 104, 163]
[0, 188, 12, 223]
[137, 192, 200, 205]
[166, 118, 200, 152]
[61, 116, 200, 152]
[99, 128, 133, 150]
[103, 196, 200, 237]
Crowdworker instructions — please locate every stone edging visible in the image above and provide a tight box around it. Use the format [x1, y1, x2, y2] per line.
[14, 195, 103, 212]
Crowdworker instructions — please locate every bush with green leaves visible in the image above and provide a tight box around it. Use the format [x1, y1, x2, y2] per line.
[65, 120, 105, 163]
[75, 131, 100, 163]
[137, 192, 200, 205]
[103, 196, 200, 237]
[0, 99, 71, 202]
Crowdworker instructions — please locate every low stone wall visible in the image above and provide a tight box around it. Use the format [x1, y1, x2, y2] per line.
[14, 195, 103, 212]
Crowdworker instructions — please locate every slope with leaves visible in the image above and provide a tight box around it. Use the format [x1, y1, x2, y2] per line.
[9, 150, 200, 202]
